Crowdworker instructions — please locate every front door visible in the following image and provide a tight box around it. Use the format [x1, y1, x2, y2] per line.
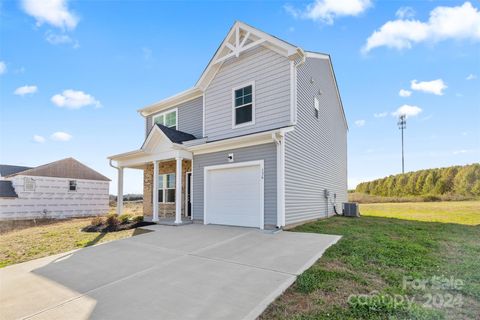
[186, 172, 192, 217]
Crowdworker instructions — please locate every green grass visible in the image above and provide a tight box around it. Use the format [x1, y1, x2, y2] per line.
[0, 218, 149, 268]
[261, 201, 480, 320]
[360, 201, 480, 225]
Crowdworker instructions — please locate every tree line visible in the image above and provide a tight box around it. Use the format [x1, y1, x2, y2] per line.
[355, 163, 480, 198]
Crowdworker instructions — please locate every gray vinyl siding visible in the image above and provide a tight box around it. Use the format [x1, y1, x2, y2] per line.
[284, 57, 348, 225]
[145, 96, 203, 138]
[204, 46, 291, 141]
[192, 143, 277, 227]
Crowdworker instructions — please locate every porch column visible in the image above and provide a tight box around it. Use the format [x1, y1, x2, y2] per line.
[175, 157, 183, 224]
[117, 167, 124, 215]
[152, 160, 159, 222]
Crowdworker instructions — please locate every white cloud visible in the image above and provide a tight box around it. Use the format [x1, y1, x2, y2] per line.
[362, 2, 480, 53]
[33, 135, 46, 143]
[453, 149, 469, 155]
[0, 61, 6, 75]
[398, 89, 412, 97]
[50, 131, 72, 141]
[355, 119, 366, 127]
[392, 104, 422, 118]
[45, 31, 79, 48]
[374, 112, 388, 118]
[14, 85, 38, 96]
[21, 0, 78, 30]
[396, 7, 415, 19]
[466, 73, 477, 80]
[411, 79, 447, 95]
[285, 0, 372, 24]
[51, 89, 101, 109]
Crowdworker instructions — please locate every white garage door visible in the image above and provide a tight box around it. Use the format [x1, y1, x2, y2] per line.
[205, 161, 264, 229]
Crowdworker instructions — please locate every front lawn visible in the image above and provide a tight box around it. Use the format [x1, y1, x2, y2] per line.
[0, 218, 150, 268]
[261, 202, 480, 319]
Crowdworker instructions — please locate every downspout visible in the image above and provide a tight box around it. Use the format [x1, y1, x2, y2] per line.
[109, 159, 123, 215]
[273, 131, 286, 229]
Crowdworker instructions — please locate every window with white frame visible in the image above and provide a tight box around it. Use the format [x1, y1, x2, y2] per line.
[157, 173, 175, 203]
[69, 180, 77, 191]
[153, 109, 177, 130]
[314, 96, 320, 119]
[233, 84, 254, 126]
[24, 177, 35, 191]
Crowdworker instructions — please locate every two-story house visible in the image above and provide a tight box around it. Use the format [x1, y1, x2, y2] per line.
[108, 21, 348, 229]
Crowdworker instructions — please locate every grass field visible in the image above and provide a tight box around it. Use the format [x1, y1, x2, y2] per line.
[360, 201, 480, 225]
[262, 201, 480, 320]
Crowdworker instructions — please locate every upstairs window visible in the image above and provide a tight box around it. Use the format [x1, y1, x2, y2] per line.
[314, 97, 320, 119]
[157, 173, 175, 203]
[233, 83, 254, 127]
[153, 109, 177, 130]
[69, 180, 77, 191]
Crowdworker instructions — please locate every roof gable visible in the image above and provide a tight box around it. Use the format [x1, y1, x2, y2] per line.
[7, 158, 110, 181]
[141, 124, 196, 153]
[196, 21, 301, 90]
[138, 21, 303, 116]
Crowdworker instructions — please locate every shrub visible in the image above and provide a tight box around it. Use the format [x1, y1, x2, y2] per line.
[119, 214, 132, 224]
[90, 216, 104, 226]
[106, 214, 120, 229]
[422, 195, 441, 202]
[132, 215, 144, 223]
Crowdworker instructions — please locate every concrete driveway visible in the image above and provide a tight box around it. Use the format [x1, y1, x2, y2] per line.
[0, 224, 340, 320]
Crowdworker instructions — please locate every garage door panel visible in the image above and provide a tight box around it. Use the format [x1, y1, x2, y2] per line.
[205, 163, 263, 229]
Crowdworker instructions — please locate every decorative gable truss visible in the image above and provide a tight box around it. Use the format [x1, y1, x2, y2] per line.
[196, 21, 302, 90]
[213, 25, 266, 65]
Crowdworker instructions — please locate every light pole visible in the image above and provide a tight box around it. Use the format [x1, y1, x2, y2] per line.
[397, 114, 406, 174]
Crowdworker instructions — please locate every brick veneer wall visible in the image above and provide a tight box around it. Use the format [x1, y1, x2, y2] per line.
[143, 160, 192, 219]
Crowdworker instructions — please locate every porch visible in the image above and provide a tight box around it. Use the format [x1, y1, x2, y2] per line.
[108, 124, 196, 225]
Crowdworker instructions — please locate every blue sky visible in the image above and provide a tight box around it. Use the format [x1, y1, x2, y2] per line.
[0, 0, 479, 194]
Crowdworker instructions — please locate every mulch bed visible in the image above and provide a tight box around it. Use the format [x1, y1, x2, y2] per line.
[82, 221, 155, 233]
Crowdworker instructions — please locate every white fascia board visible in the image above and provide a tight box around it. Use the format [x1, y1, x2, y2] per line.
[188, 127, 294, 155]
[138, 87, 203, 117]
[304, 51, 330, 59]
[108, 149, 145, 161]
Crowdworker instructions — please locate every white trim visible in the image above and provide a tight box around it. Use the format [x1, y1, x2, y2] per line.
[289, 60, 295, 125]
[304, 51, 330, 59]
[152, 108, 178, 130]
[231, 81, 255, 129]
[202, 94, 206, 137]
[190, 158, 194, 220]
[175, 157, 183, 224]
[190, 126, 294, 155]
[152, 161, 159, 221]
[203, 160, 264, 230]
[138, 88, 202, 116]
[185, 171, 192, 218]
[117, 167, 124, 215]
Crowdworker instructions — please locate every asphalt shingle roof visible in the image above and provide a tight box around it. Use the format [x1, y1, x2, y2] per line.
[156, 124, 197, 144]
[0, 165, 32, 177]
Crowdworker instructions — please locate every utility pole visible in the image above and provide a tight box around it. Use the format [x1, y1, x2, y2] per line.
[397, 114, 406, 174]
